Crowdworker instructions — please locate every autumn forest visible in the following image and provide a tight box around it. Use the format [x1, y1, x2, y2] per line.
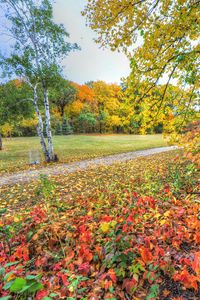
[0, 0, 199, 300]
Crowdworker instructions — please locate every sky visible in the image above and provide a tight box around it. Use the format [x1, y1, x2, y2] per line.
[53, 0, 131, 84]
[0, 0, 131, 84]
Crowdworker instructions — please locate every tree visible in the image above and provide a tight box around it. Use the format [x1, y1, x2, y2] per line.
[92, 81, 122, 133]
[62, 118, 73, 135]
[78, 111, 97, 133]
[55, 122, 63, 135]
[85, 81, 95, 89]
[83, 0, 200, 126]
[0, 0, 79, 161]
[125, 80, 198, 134]
[108, 115, 122, 133]
[72, 83, 95, 105]
[49, 76, 77, 118]
[0, 134, 2, 150]
[0, 80, 34, 149]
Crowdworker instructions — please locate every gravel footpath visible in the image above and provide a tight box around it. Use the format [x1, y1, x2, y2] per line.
[0, 146, 178, 187]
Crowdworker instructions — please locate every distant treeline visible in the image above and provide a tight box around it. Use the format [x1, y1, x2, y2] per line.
[0, 78, 198, 137]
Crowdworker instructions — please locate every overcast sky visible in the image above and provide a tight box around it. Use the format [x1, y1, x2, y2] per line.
[0, 0, 131, 84]
[53, 0, 131, 84]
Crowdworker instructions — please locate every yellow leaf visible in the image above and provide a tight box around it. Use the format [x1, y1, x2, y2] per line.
[68, 286, 74, 292]
[160, 219, 167, 225]
[87, 210, 93, 217]
[14, 216, 21, 222]
[154, 213, 161, 219]
[164, 210, 171, 217]
[110, 220, 117, 227]
[100, 222, 110, 233]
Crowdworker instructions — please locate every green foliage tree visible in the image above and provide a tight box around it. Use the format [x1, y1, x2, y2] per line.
[55, 122, 63, 136]
[78, 111, 97, 133]
[62, 118, 73, 135]
[0, 0, 79, 161]
[0, 80, 34, 149]
[49, 76, 77, 118]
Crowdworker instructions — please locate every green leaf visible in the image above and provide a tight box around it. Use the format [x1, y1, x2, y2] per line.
[49, 293, 58, 297]
[0, 296, 12, 300]
[10, 278, 26, 292]
[0, 208, 7, 215]
[19, 284, 34, 293]
[26, 274, 38, 280]
[0, 267, 5, 275]
[77, 287, 87, 293]
[28, 282, 43, 293]
[27, 231, 34, 240]
[3, 280, 14, 291]
[5, 261, 19, 267]
[146, 284, 159, 300]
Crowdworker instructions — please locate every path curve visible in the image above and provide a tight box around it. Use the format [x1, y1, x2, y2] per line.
[0, 146, 178, 187]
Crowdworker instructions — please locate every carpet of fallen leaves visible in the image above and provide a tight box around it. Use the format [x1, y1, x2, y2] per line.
[0, 151, 200, 300]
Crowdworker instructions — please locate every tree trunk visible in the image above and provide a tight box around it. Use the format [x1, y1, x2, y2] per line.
[43, 87, 54, 161]
[0, 133, 3, 150]
[60, 104, 65, 118]
[33, 85, 49, 162]
[99, 121, 102, 134]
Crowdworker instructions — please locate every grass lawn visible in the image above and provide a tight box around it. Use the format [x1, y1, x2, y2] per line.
[0, 134, 167, 174]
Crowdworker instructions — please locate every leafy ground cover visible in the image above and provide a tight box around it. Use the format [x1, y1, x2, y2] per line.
[0, 149, 199, 300]
[0, 135, 166, 174]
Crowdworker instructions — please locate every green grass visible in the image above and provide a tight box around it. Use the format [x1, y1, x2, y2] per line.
[0, 134, 167, 174]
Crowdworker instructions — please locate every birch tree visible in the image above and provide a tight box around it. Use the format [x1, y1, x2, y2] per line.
[0, 0, 79, 161]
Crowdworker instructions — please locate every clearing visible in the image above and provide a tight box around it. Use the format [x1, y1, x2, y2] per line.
[0, 134, 167, 174]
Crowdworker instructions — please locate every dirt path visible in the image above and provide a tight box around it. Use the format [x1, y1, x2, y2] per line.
[0, 146, 178, 186]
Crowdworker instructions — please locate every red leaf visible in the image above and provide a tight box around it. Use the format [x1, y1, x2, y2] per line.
[35, 290, 48, 300]
[122, 278, 137, 294]
[78, 262, 90, 275]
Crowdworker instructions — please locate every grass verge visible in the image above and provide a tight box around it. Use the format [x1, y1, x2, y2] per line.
[0, 134, 167, 174]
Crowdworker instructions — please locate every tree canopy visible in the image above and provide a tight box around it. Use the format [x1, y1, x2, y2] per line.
[0, 80, 33, 125]
[83, 0, 200, 125]
[49, 77, 77, 118]
[0, 0, 79, 85]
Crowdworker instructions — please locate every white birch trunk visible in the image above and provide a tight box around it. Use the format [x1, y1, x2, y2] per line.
[43, 87, 54, 161]
[33, 85, 49, 162]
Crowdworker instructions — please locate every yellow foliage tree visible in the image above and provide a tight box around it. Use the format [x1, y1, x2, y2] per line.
[83, 0, 199, 129]
[0, 123, 13, 138]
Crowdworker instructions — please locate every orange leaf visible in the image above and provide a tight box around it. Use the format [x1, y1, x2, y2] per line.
[163, 289, 170, 297]
[192, 252, 200, 275]
[139, 246, 153, 264]
[173, 268, 198, 290]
